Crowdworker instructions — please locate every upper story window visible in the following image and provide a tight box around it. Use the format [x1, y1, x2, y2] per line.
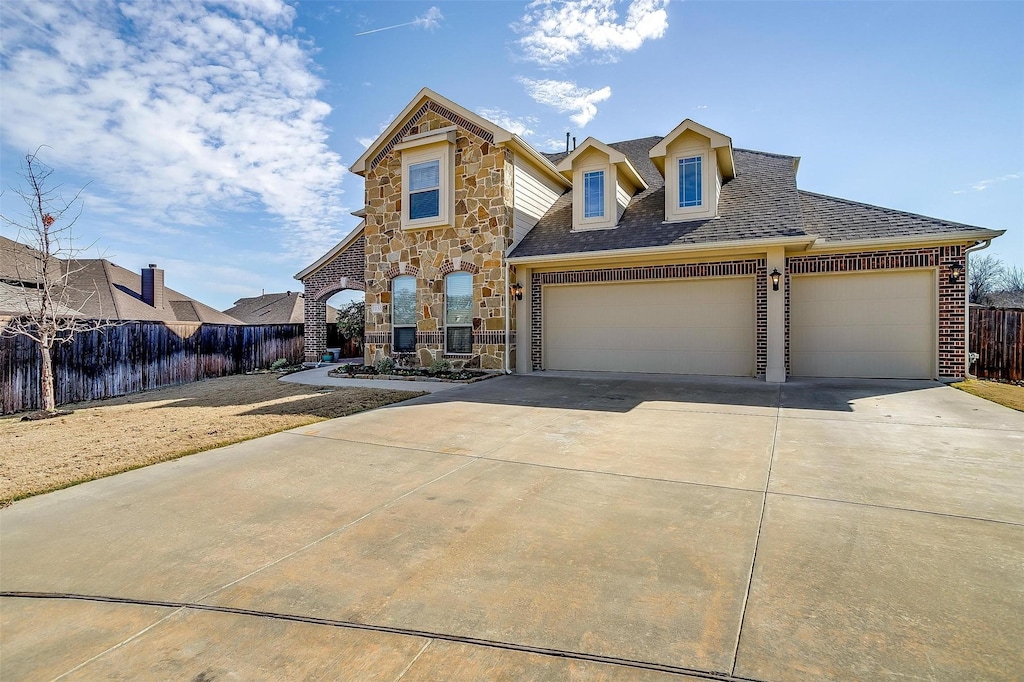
[649, 120, 734, 223]
[445, 272, 473, 354]
[409, 160, 440, 220]
[556, 138, 647, 232]
[678, 156, 703, 208]
[392, 275, 417, 353]
[583, 170, 605, 218]
[396, 127, 456, 230]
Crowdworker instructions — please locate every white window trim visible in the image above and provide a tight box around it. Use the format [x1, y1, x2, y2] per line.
[665, 148, 715, 223]
[572, 161, 617, 231]
[444, 272, 474, 355]
[400, 135, 455, 230]
[392, 275, 417, 353]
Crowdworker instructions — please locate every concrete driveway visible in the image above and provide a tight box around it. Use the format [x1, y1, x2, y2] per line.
[2, 374, 1022, 680]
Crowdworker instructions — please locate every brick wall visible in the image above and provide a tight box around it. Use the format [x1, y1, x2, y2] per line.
[298, 234, 365, 362]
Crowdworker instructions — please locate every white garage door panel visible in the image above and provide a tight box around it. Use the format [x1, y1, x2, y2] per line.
[791, 271, 935, 379]
[543, 278, 755, 375]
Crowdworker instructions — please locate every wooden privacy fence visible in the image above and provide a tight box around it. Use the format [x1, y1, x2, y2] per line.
[969, 307, 1023, 382]
[1, 322, 304, 414]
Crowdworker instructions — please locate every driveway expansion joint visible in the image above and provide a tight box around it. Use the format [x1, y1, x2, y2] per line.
[764, 490, 1024, 528]
[0, 592, 767, 682]
[730, 383, 782, 676]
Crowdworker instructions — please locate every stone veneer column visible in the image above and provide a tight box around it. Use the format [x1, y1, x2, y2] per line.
[765, 246, 786, 383]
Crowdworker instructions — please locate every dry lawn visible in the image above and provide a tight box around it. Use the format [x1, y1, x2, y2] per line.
[1, 374, 424, 504]
[952, 379, 1024, 412]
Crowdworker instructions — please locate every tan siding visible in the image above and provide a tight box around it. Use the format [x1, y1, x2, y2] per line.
[512, 155, 562, 247]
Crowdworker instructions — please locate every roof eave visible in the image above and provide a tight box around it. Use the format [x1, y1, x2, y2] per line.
[507, 235, 819, 265]
[294, 221, 365, 281]
[507, 135, 572, 189]
[803, 229, 1005, 253]
[350, 87, 512, 176]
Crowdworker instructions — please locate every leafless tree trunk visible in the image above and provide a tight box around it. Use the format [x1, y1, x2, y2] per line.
[1, 149, 117, 413]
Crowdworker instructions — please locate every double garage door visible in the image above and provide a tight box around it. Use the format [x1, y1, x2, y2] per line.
[543, 278, 756, 376]
[542, 270, 936, 379]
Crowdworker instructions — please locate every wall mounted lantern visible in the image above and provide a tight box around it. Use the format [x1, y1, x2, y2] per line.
[510, 282, 524, 301]
[769, 268, 782, 291]
[949, 263, 964, 284]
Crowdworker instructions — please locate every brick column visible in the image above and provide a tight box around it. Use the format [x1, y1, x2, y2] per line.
[304, 294, 327, 362]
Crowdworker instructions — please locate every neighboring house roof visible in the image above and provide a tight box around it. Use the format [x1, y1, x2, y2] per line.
[509, 137, 999, 260]
[223, 292, 338, 325]
[0, 236, 240, 324]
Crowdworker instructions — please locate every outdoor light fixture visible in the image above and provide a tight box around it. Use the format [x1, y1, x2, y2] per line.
[949, 263, 964, 283]
[511, 282, 524, 301]
[770, 268, 782, 291]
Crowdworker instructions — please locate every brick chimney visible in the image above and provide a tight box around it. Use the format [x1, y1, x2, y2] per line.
[141, 264, 165, 309]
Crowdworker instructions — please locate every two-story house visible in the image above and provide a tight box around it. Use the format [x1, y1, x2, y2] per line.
[296, 88, 1002, 382]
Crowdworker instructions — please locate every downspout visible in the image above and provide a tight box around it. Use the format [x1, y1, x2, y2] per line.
[963, 238, 993, 379]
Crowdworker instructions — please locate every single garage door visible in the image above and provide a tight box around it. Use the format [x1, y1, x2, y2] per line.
[543, 278, 755, 375]
[790, 270, 936, 379]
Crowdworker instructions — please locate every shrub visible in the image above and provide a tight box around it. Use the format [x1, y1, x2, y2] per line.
[428, 358, 452, 375]
[374, 357, 396, 375]
[270, 358, 289, 371]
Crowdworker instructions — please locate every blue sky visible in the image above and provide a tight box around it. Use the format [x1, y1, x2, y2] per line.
[1, 0, 1021, 311]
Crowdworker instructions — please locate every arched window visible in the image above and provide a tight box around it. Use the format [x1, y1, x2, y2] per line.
[445, 272, 473, 354]
[392, 276, 416, 353]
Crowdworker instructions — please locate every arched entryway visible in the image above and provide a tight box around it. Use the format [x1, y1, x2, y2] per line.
[295, 226, 366, 363]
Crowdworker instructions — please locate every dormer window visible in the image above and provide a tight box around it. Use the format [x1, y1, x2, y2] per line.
[650, 120, 735, 223]
[556, 137, 648, 232]
[679, 156, 703, 208]
[583, 171, 605, 218]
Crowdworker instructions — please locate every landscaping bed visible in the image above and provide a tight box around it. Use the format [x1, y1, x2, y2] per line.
[329, 362, 499, 383]
[0, 373, 424, 505]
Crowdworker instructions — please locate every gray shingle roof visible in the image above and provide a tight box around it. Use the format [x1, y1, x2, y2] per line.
[511, 138, 991, 259]
[0, 236, 240, 323]
[224, 292, 337, 325]
[797, 190, 988, 242]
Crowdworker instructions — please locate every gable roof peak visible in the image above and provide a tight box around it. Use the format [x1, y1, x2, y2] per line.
[349, 87, 513, 176]
[650, 119, 735, 178]
[554, 136, 648, 189]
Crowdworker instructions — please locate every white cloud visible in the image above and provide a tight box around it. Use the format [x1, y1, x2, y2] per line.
[356, 116, 394, 149]
[514, 0, 669, 66]
[0, 0, 346, 261]
[414, 6, 444, 30]
[516, 77, 612, 127]
[953, 173, 1022, 194]
[476, 108, 540, 137]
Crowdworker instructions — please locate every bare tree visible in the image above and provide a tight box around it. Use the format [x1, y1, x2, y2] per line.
[1002, 265, 1024, 294]
[968, 253, 1004, 304]
[1, 150, 115, 413]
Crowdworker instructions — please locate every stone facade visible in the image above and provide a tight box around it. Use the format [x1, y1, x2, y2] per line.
[362, 105, 515, 370]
